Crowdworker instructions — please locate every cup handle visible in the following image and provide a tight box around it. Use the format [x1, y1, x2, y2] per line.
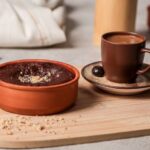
[137, 48, 150, 75]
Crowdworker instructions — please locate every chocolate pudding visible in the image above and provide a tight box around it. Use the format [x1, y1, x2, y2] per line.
[106, 34, 143, 44]
[0, 62, 75, 86]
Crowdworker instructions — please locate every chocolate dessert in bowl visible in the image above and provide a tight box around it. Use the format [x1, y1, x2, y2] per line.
[0, 59, 80, 115]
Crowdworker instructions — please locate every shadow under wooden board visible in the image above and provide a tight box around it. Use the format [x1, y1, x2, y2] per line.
[0, 77, 150, 148]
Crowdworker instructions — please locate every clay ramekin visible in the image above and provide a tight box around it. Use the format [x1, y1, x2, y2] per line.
[0, 59, 80, 115]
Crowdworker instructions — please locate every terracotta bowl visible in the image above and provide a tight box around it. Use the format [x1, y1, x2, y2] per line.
[0, 59, 80, 115]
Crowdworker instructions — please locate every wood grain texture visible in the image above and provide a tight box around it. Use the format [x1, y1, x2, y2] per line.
[0, 77, 150, 148]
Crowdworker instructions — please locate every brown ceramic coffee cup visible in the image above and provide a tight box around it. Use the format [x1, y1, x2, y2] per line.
[101, 32, 150, 83]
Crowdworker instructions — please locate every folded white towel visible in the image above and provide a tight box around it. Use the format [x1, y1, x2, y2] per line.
[31, 0, 64, 9]
[0, 0, 66, 47]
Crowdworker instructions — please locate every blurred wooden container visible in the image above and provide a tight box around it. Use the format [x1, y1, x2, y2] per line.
[93, 0, 137, 45]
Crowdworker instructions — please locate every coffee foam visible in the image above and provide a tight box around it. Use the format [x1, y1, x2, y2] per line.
[106, 34, 143, 44]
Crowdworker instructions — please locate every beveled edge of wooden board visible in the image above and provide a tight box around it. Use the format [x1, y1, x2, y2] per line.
[1, 129, 150, 149]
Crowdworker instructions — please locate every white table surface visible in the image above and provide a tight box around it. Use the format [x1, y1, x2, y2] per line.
[0, 0, 150, 149]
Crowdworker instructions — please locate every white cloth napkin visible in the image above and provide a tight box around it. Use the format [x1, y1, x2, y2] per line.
[0, 0, 66, 47]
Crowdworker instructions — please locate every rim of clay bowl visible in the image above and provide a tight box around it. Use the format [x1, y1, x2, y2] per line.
[0, 59, 80, 91]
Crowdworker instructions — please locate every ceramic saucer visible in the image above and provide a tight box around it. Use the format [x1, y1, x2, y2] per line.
[81, 61, 150, 95]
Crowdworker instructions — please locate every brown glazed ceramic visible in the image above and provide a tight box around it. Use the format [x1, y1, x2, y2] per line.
[101, 32, 150, 83]
[82, 61, 150, 95]
[0, 59, 80, 115]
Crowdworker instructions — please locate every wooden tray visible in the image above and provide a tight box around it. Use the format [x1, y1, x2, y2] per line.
[0, 77, 150, 148]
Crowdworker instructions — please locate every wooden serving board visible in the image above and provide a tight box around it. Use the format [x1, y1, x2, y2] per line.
[0, 77, 150, 148]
